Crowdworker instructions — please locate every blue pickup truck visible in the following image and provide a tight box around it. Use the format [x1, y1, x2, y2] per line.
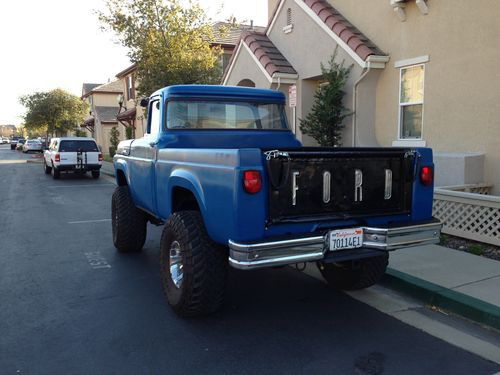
[112, 85, 441, 317]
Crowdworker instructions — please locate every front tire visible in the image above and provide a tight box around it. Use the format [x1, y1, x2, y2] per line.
[111, 185, 147, 252]
[160, 211, 228, 317]
[317, 254, 389, 290]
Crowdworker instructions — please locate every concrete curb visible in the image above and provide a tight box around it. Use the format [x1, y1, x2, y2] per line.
[382, 268, 500, 331]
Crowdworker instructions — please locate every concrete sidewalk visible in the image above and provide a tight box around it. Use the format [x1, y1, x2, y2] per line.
[101, 161, 115, 178]
[98, 161, 500, 329]
[384, 244, 500, 330]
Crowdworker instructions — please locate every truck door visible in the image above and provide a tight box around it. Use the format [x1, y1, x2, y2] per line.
[128, 97, 161, 213]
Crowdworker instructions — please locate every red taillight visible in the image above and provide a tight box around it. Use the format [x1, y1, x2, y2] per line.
[55, 153, 60, 162]
[243, 170, 262, 194]
[98, 153, 103, 162]
[420, 166, 433, 186]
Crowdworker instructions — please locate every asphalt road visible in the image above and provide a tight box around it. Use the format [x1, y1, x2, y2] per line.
[0, 144, 499, 374]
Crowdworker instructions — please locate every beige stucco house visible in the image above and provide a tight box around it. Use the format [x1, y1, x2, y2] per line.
[81, 80, 127, 154]
[223, 0, 500, 194]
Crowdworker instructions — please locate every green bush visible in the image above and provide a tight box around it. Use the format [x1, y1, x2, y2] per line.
[109, 146, 116, 158]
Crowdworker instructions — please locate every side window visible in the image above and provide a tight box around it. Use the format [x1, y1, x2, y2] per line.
[399, 64, 424, 139]
[147, 100, 161, 137]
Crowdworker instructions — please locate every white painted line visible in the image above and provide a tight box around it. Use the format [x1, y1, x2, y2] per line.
[48, 184, 114, 188]
[0, 160, 27, 164]
[84, 251, 111, 269]
[68, 219, 111, 224]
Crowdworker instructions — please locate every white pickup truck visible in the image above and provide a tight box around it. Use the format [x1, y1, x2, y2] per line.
[43, 137, 103, 179]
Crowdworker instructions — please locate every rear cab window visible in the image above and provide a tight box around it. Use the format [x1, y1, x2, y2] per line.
[166, 101, 288, 130]
[59, 140, 98, 152]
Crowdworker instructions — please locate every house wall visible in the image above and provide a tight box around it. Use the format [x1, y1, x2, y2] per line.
[118, 73, 146, 139]
[92, 92, 120, 107]
[225, 45, 274, 89]
[99, 122, 127, 155]
[329, 0, 500, 193]
[84, 92, 126, 152]
[266, 0, 368, 147]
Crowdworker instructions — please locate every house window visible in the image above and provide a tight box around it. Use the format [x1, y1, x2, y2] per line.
[127, 75, 135, 100]
[399, 64, 424, 139]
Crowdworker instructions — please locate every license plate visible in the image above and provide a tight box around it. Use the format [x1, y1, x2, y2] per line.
[75, 164, 81, 169]
[329, 228, 363, 251]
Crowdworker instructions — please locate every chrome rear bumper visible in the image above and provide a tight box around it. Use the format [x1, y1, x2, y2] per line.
[228, 221, 441, 270]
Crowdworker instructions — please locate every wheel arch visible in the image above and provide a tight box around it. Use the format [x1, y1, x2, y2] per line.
[114, 159, 129, 186]
[168, 171, 207, 221]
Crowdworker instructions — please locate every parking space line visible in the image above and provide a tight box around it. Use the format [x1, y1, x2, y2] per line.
[0, 160, 27, 164]
[68, 219, 112, 224]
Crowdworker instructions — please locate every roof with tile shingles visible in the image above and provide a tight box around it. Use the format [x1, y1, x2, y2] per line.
[242, 31, 297, 77]
[302, 0, 384, 61]
[212, 22, 267, 46]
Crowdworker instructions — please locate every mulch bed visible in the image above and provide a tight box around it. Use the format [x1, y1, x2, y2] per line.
[440, 234, 500, 261]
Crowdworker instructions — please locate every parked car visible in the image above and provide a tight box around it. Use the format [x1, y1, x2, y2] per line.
[43, 137, 103, 179]
[111, 85, 442, 317]
[15, 139, 26, 150]
[10, 137, 20, 150]
[23, 139, 42, 153]
[1, 137, 9, 144]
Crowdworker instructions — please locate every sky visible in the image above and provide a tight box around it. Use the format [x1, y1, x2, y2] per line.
[0, 0, 268, 125]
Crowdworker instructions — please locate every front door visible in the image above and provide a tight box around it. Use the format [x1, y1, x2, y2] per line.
[128, 97, 161, 213]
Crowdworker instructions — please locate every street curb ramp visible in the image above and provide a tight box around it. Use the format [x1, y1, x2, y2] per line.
[382, 268, 500, 331]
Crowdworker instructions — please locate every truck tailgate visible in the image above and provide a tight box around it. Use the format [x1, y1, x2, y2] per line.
[266, 148, 415, 224]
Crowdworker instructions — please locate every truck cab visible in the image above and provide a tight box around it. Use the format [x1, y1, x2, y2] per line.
[112, 85, 441, 317]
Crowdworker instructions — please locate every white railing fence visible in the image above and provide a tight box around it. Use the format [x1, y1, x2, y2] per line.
[433, 184, 500, 246]
[437, 183, 493, 195]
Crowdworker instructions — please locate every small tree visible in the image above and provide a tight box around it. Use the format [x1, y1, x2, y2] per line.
[20, 89, 88, 145]
[125, 126, 133, 140]
[109, 127, 120, 157]
[299, 50, 353, 147]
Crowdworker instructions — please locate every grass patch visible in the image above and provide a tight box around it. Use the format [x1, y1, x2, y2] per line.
[467, 244, 485, 256]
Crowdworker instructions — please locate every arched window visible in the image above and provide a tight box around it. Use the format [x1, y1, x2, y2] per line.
[237, 79, 256, 88]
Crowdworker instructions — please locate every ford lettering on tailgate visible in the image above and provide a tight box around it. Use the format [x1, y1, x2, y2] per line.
[267, 154, 414, 223]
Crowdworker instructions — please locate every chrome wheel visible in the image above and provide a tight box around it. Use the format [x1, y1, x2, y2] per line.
[169, 240, 184, 288]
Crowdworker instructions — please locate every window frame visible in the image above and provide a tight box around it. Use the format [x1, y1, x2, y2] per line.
[146, 97, 161, 137]
[397, 63, 425, 141]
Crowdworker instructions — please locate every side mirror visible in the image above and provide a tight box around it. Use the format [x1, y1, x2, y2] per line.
[140, 97, 150, 108]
